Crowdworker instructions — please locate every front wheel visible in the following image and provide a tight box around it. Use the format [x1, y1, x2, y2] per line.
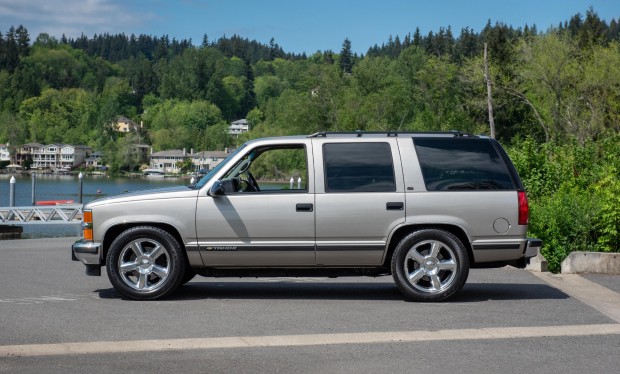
[106, 226, 187, 300]
[391, 229, 469, 302]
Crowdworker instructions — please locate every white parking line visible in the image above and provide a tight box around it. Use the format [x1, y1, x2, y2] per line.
[0, 293, 98, 305]
[1, 324, 620, 357]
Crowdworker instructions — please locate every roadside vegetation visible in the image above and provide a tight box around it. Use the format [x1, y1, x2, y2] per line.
[1, 9, 619, 270]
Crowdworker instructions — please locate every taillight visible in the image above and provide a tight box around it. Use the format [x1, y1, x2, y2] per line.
[518, 191, 529, 225]
[82, 210, 93, 241]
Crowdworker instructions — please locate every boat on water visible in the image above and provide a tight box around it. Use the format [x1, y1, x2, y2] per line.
[36, 199, 75, 205]
[142, 168, 166, 178]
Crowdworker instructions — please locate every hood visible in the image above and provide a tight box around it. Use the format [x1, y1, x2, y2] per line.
[84, 186, 199, 208]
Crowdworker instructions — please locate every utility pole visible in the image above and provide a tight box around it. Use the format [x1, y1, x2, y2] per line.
[484, 43, 496, 139]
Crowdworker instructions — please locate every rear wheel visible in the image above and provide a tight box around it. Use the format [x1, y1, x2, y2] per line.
[106, 226, 186, 300]
[391, 229, 469, 301]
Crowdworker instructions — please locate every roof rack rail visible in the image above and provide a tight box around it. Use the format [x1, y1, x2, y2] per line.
[307, 130, 475, 138]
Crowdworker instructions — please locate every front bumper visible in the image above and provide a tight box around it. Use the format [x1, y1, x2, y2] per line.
[72, 239, 102, 265]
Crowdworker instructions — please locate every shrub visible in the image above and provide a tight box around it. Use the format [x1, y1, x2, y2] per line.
[528, 184, 601, 272]
[508, 137, 620, 272]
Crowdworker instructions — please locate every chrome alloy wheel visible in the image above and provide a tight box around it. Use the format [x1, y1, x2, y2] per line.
[403, 239, 457, 294]
[118, 238, 170, 291]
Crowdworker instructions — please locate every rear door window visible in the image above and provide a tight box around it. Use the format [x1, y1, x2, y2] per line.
[323, 143, 396, 192]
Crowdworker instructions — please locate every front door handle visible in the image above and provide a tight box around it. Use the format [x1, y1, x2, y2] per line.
[296, 203, 313, 212]
[386, 202, 404, 210]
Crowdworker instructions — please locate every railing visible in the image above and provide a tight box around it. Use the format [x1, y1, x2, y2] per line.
[0, 204, 83, 224]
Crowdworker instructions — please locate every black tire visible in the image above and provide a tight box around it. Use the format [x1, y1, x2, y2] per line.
[106, 226, 187, 300]
[181, 267, 197, 285]
[391, 229, 469, 302]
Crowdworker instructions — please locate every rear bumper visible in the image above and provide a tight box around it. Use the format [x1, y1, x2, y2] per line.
[471, 237, 542, 264]
[72, 239, 102, 265]
[524, 238, 543, 258]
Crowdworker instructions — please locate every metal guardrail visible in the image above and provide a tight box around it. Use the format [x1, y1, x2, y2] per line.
[0, 204, 83, 224]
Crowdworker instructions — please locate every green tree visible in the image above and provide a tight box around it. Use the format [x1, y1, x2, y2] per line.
[18, 87, 98, 145]
[339, 38, 353, 74]
[254, 75, 286, 108]
[143, 99, 225, 150]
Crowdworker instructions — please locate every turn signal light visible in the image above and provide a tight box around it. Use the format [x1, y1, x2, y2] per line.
[82, 210, 93, 241]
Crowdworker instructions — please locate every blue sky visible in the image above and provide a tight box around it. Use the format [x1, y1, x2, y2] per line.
[1, 0, 619, 54]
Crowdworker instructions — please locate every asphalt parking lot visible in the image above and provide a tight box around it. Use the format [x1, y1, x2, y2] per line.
[1, 237, 620, 373]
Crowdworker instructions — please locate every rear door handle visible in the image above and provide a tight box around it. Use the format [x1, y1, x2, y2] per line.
[296, 203, 313, 212]
[386, 202, 404, 210]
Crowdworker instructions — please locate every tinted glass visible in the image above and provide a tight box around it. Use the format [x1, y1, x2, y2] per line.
[324, 143, 396, 192]
[220, 145, 307, 193]
[413, 138, 515, 191]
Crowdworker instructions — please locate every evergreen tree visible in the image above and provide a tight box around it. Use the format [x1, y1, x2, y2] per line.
[413, 28, 422, 46]
[578, 7, 607, 48]
[340, 38, 353, 73]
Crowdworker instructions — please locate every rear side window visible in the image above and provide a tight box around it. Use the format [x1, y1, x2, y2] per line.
[413, 138, 516, 191]
[324, 143, 396, 192]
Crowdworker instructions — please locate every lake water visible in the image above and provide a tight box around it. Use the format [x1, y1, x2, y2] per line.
[0, 174, 186, 239]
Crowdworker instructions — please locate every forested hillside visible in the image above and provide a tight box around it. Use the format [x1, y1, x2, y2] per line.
[1, 8, 619, 269]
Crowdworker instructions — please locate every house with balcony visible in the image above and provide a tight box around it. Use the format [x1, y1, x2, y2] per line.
[59, 145, 91, 169]
[25, 144, 92, 170]
[228, 119, 249, 136]
[149, 149, 190, 173]
[149, 148, 231, 174]
[85, 151, 105, 169]
[15, 142, 43, 167]
[190, 150, 229, 172]
[31, 144, 63, 169]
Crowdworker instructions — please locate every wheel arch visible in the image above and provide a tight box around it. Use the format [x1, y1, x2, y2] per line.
[101, 222, 186, 264]
[384, 224, 474, 268]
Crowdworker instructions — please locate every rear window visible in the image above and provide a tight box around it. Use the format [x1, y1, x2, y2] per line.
[324, 143, 396, 192]
[413, 138, 516, 191]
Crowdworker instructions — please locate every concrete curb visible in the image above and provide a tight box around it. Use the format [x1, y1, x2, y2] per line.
[525, 248, 548, 272]
[561, 251, 620, 275]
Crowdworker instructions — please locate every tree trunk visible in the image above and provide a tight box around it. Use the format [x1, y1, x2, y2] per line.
[484, 43, 496, 139]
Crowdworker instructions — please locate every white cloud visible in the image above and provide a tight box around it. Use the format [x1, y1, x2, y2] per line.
[0, 0, 155, 39]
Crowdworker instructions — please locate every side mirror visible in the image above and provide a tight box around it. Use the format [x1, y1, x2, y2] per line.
[208, 180, 225, 196]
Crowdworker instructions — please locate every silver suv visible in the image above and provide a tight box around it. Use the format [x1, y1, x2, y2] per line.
[72, 131, 541, 301]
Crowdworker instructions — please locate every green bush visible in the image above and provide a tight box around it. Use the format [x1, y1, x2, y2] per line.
[592, 168, 620, 252]
[528, 184, 601, 272]
[508, 136, 620, 272]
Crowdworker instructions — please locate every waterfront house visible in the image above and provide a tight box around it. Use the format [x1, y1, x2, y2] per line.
[85, 151, 105, 169]
[149, 148, 230, 173]
[23, 143, 92, 170]
[149, 149, 189, 173]
[15, 142, 43, 167]
[0, 144, 10, 163]
[60, 145, 92, 169]
[190, 150, 229, 171]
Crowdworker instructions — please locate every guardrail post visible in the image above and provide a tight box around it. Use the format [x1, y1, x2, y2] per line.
[9, 176, 16, 207]
[78, 172, 83, 203]
[31, 172, 36, 205]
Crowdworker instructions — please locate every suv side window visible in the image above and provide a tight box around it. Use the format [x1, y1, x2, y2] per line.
[413, 138, 515, 191]
[220, 145, 308, 193]
[323, 142, 396, 192]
